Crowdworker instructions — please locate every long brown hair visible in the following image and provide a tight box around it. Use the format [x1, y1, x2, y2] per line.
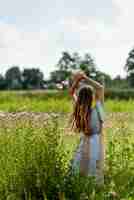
[72, 86, 93, 136]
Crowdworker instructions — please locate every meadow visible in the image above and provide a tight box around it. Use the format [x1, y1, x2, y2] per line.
[0, 90, 134, 113]
[0, 90, 134, 199]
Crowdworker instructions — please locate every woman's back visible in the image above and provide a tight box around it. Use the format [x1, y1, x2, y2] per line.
[90, 101, 105, 135]
[70, 72, 105, 183]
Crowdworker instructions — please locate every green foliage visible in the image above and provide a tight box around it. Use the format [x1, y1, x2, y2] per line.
[105, 123, 134, 199]
[0, 90, 134, 113]
[22, 68, 44, 89]
[50, 70, 71, 84]
[105, 88, 134, 100]
[0, 91, 133, 198]
[0, 91, 71, 113]
[5, 66, 22, 90]
[51, 51, 97, 84]
[1, 67, 45, 90]
[0, 50, 130, 89]
[112, 76, 129, 89]
[0, 74, 7, 90]
[105, 99, 134, 112]
[57, 51, 74, 71]
[125, 48, 134, 87]
[0, 119, 69, 199]
[79, 53, 96, 77]
[0, 114, 134, 199]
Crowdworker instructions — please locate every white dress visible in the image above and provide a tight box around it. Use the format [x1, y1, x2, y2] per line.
[72, 101, 105, 184]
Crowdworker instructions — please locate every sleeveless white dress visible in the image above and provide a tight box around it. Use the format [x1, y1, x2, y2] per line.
[72, 101, 105, 184]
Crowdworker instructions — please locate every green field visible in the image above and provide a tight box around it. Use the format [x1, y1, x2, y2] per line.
[0, 91, 134, 199]
[0, 90, 133, 113]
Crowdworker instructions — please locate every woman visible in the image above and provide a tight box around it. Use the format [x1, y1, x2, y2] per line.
[69, 72, 105, 184]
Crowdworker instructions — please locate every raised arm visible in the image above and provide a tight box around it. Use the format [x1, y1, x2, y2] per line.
[69, 73, 85, 102]
[69, 71, 104, 104]
[85, 77, 104, 104]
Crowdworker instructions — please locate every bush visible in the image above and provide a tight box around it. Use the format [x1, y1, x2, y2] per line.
[0, 114, 134, 199]
[105, 88, 134, 100]
[0, 118, 69, 199]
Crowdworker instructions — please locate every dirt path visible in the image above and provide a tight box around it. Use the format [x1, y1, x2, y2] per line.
[0, 111, 133, 134]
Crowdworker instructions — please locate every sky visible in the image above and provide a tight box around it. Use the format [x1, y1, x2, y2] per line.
[0, 0, 133, 78]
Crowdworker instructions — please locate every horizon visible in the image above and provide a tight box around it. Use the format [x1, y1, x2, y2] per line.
[0, 59, 127, 80]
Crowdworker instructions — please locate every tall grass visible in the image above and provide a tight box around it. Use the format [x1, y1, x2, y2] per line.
[0, 91, 134, 199]
[105, 99, 134, 113]
[0, 119, 70, 199]
[0, 91, 133, 113]
[0, 91, 71, 113]
[0, 115, 134, 199]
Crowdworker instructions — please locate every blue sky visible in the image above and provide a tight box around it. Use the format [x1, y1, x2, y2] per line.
[0, 0, 133, 78]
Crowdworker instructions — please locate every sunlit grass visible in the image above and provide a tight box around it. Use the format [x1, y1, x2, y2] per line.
[0, 113, 133, 199]
[0, 91, 133, 113]
[0, 91, 133, 199]
[105, 99, 134, 113]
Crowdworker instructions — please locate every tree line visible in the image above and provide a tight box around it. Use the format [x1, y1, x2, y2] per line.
[0, 67, 44, 90]
[0, 49, 133, 90]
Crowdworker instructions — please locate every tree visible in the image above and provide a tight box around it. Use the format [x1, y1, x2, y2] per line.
[57, 52, 96, 75]
[0, 74, 7, 90]
[50, 51, 114, 89]
[112, 75, 128, 89]
[94, 71, 112, 87]
[50, 70, 70, 83]
[22, 68, 44, 89]
[57, 51, 74, 71]
[5, 66, 22, 89]
[71, 52, 81, 70]
[51, 52, 96, 84]
[50, 51, 74, 84]
[79, 53, 96, 76]
[125, 48, 134, 87]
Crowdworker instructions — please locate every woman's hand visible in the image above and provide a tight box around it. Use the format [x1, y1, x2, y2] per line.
[73, 71, 87, 82]
[69, 71, 89, 98]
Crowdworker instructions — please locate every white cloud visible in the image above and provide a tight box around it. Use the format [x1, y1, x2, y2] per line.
[0, 21, 62, 77]
[0, 0, 134, 79]
[56, 16, 131, 77]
